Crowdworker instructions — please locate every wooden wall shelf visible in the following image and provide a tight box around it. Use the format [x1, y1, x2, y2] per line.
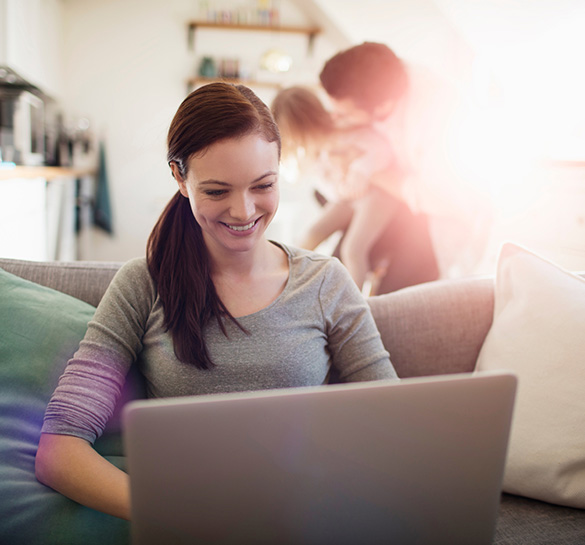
[185, 18, 320, 96]
[187, 20, 320, 51]
[188, 20, 320, 34]
[0, 166, 96, 181]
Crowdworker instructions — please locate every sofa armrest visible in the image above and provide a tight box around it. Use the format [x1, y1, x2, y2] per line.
[368, 277, 494, 378]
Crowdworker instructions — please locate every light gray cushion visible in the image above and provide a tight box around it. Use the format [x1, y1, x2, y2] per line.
[368, 277, 494, 378]
[0, 258, 120, 307]
[477, 243, 585, 509]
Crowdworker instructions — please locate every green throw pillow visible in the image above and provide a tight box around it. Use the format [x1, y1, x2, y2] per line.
[0, 267, 129, 545]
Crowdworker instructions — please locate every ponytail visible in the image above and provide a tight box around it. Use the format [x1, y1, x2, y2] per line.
[147, 191, 233, 369]
[147, 83, 278, 369]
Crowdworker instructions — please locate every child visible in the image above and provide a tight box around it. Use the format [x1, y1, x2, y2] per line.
[272, 86, 405, 293]
[319, 42, 493, 278]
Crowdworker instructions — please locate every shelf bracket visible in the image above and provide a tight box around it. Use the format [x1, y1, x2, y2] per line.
[307, 30, 318, 56]
[188, 23, 196, 51]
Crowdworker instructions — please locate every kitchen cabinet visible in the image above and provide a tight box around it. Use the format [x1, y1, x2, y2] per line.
[0, 167, 95, 261]
[0, 0, 64, 98]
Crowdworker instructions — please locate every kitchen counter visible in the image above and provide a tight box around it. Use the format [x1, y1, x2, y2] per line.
[0, 165, 96, 181]
[0, 166, 97, 261]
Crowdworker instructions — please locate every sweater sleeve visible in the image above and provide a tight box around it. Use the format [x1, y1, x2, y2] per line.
[41, 258, 156, 443]
[319, 258, 398, 382]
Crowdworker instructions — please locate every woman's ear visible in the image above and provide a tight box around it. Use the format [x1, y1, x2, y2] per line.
[169, 161, 189, 198]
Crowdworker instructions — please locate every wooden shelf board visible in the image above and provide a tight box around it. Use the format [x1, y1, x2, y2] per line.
[0, 166, 96, 181]
[188, 21, 320, 35]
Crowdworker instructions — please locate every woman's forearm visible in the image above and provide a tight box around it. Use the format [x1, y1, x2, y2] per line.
[35, 433, 131, 520]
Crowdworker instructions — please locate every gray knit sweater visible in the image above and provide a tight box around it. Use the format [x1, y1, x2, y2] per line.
[42, 243, 396, 443]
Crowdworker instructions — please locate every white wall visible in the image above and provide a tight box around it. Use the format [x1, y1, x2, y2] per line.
[310, 0, 474, 82]
[62, 0, 203, 260]
[312, 0, 585, 159]
[61, 0, 340, 261]
[0, 0, 64, 97]
[312, 0, 585, 273]
[434, 0, 585, 159]
[60, 0, 477, 262]
[59, 0, 585, 271]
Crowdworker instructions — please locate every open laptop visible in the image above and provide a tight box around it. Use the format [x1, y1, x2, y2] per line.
[123, 371, 516, 545]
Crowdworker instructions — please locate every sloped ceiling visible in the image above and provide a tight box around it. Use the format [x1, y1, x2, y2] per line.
[293, 0, 476, 80]
[294, 0, 585, 155]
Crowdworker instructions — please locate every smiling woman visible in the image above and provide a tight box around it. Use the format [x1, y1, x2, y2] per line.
[173, 134, 280, 256]
[172, 133, 286, 320]
[35, 83, 398, 521]
[153, 83, 285, 367]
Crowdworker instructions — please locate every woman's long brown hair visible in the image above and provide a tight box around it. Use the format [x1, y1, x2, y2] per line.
[147, 83, 281, 369]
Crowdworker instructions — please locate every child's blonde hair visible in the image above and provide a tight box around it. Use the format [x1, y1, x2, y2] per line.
[271, 86, 335, 158]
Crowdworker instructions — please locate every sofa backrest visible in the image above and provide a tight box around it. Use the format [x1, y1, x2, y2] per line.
[0, 257, 496, 378]
[368, 277, 494, 377]
[0, 258, 120, 307]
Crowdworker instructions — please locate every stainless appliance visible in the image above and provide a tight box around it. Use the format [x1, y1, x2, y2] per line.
[0, 88, 45, 165]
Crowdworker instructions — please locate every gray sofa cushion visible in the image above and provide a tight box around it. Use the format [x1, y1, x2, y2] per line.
[0, 258, 496, 379]
[0, 258, 120, 308]
[496, 494, 585, 544]
[368, 277, 494, 377]
[1, 257, 584, 544]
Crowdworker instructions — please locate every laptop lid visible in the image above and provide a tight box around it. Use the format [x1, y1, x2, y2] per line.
[123, 371, 516, 545]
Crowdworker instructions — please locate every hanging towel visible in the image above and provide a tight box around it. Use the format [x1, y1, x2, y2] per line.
[94, 140, 113, 234]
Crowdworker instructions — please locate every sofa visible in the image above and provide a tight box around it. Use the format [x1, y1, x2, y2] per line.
[1, 254, 585, 545]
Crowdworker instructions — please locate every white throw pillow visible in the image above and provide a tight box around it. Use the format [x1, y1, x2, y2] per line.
[476, 243, 585, 508]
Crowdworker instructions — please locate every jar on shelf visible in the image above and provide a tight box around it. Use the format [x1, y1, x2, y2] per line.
[198, 57, 217, 78]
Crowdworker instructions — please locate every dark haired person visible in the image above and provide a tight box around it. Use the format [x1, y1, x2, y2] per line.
[320, 42, 491, 278]
[35, 83, 397, 520]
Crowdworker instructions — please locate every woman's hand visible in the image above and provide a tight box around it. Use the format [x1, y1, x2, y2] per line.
[35, 433, 131, 520]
